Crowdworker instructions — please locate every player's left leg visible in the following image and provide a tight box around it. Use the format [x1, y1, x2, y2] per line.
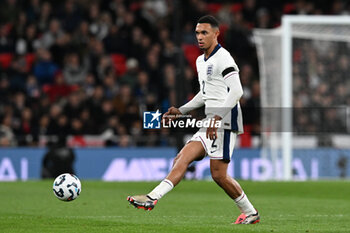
[210, 159, 260, 224]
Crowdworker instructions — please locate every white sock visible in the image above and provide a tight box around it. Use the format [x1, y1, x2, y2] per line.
[234, 191, 257, 215]
[147, 179, 174, 200]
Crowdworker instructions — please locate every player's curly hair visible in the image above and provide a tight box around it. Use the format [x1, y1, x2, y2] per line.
[197, 15, 219, 28]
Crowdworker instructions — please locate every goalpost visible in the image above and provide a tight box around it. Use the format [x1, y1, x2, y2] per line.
[254, 15, 350, 180]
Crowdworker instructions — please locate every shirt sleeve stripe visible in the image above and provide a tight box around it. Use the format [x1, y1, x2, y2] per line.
[224, 72, 236, 80]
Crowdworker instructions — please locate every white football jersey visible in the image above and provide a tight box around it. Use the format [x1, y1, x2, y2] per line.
[196, 44, 243, 134]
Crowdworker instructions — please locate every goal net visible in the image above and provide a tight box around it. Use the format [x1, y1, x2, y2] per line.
[254, 16, 350, 180]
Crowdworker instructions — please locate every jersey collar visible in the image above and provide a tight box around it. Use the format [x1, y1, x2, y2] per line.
[204, 43, 221, 62]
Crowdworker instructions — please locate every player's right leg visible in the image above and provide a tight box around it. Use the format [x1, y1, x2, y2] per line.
[127, 141, 205, 210]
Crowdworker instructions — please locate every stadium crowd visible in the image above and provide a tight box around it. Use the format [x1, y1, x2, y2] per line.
[0, 0, 349, 147]
[293, 39, 350, 135]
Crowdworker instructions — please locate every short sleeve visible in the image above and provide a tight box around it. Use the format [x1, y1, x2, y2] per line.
[217, 51, 239, 77]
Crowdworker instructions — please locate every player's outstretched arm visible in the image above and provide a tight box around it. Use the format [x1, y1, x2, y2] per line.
[162, 91, 205, 124]
[178, 91, 205, 114]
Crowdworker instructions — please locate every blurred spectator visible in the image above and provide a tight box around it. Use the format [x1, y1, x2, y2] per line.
[128, 27, 145, 60]
[90, 10, 112, 40]
[162, 64, 177, 107]
[144, 45, 162, 91]
[37, 115, 49, 138]
[37, 2, 52, 33]
[42, 71, 78, 103]
[70, 118, 85, 135]
[103, 25, 128, 54]
[82, 73, 96, 97]
[13, 11, 28, 39]
[18, 107, 34, 145]
[0, 24, 15, 53]
[26, 0, 41, 23]
[88, 38, 104, 75]
[34, 49, 59, 85]
[95, 54, 112, 81]
[134, 71, 158, 110]
[80, 108, 95, 134]
[216, 4, 233, 26]
[142, 0, 168, 24]
[0, 114, 17, 146]
[113, 84, 134, 118]
[15, 23, 40, 54]
[225, 12, 256, 65]
[242, 0, 257, 27]
[12, 92, 26, 119]
[240, 64, 255, 102]
[40, 19, 64, 49]
[119, 134, 131, 147]
[0, 0, 19, 24]
[103, 72, 119, 99]
[182, 22, 197, 44]
[73, 21, 90, 54]
[56, 0, 82, 33]
[244, 80, 260, 135]
[119, 58, 139, 88]
[47, 104, 63, 135]
[184, 65, 199, 100]
[256, 8, 273, 29]
[99, 99, 117, 125]
[63, 91, 84, 120]
[63, 53, 88, 85]
[87, 85, 104, 130]
[0, 76, 11, 103]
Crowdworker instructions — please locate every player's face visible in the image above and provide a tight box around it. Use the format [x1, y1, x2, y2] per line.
[195, 23, 219, 50]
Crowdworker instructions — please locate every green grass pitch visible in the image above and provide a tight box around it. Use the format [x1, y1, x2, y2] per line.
[1, 180, 349, 233]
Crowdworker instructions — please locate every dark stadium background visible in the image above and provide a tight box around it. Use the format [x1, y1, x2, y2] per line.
[1, 0, 348, 149]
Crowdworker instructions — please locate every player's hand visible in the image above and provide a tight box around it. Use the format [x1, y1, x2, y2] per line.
[206, 115, 222, 140]
[162, 107, 182, 124]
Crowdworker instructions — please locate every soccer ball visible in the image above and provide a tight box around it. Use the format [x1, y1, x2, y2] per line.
[53, 173, 81, 201]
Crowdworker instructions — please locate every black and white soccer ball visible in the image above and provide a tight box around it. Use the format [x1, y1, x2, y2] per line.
[53, 173, 81, 201]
